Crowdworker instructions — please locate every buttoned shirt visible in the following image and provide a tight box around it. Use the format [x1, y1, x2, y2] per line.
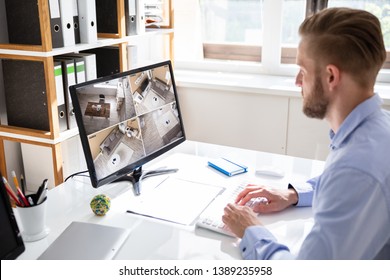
[240, 94, 390, 259]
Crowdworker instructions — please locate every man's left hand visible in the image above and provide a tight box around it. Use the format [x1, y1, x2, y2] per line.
[222, 203, 262, 238]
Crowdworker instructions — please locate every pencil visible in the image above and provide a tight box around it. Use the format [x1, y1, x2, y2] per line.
[11, 171, 29, 206]
[2, 176, 22, 207]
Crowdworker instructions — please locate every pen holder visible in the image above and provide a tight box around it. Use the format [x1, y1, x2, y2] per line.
[16, 195, 50, 242]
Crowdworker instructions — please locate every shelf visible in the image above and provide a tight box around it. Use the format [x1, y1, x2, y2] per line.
[0, 29, 174, 58]
[0, 0, 174, 187]
[0, 128, 79, 145]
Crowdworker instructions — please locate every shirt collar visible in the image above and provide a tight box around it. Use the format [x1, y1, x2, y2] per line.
[329, 94, 383, 150]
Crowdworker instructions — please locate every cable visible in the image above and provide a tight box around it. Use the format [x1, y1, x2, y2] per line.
[64, 170, 89, 182]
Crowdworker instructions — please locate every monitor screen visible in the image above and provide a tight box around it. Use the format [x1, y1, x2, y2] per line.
[0, 173, 25, 259]
[70, 60, 186, 189]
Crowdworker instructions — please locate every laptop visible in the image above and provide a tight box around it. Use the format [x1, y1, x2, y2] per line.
[38, 221, 130, 260]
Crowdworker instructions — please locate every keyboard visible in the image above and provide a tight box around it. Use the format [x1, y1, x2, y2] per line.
[196, 181, 268, 237]
[195, 181, 263, 237]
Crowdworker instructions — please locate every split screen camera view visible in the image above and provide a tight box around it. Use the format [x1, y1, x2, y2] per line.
[74, 64, 184, 180]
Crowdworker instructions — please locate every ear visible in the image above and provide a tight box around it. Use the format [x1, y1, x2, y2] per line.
[325, 64, 340, 91]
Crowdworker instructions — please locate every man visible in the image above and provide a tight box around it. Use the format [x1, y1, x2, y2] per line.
[222, 7, 390, 259]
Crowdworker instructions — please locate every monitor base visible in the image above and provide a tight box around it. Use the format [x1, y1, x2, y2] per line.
[114, 166, 179, 196]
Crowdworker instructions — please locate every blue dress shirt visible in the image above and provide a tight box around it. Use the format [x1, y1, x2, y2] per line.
[240, 94, 390, 259]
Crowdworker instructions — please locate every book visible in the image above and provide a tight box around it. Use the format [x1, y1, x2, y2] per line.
[208, 158, 248, 177]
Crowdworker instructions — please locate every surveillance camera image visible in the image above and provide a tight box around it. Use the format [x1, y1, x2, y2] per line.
[72, 63, 184, 180]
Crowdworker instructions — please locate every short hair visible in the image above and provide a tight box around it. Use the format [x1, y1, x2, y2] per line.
[299, 7, 386, 88]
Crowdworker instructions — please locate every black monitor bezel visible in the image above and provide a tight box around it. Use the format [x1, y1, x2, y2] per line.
[0, 172, 25, 260]
[69, 60, 186, 188]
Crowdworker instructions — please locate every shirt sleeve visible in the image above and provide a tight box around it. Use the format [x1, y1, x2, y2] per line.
[288, 180, 314, 207]
[239, 226, 294, 260]
[240, 168, 389, 260]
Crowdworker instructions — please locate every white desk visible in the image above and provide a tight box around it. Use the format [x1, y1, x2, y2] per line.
[16, 141, 324, 260]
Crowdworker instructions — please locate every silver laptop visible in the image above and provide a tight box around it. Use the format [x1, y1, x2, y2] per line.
[38, 221, 130, 260]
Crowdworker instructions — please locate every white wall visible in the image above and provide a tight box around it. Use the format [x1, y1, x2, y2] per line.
[286, 97, 330, 160]
[176, 84, 331, 161]
[21, 143, 54, 192]
[177, 86, 289, 155]
[3, 140, 23, 183]
[20, 135, 87, 191]
[61, 135, 87, 180]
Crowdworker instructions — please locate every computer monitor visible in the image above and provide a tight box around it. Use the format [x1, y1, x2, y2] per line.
[70, 60, 186, 193]
[0, 173, 25, 259]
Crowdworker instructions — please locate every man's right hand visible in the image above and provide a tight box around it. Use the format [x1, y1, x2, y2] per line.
[235, 184, 298, 213]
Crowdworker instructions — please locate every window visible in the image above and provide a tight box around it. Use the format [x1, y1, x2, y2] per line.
[281, 0, 306, 64]
[200, 0, 263, 62]
[174, 0, 390, 81]
[327, 0, 390, 68]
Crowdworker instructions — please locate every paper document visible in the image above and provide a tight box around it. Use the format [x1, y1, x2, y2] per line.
[127, 177, 224, 225]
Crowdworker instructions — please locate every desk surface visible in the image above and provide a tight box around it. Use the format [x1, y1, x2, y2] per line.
[16, 141, 324, 260]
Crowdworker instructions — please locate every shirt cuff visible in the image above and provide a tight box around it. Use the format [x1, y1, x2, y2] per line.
[288, 181, 313, 207]
[239, 226, 290, 260]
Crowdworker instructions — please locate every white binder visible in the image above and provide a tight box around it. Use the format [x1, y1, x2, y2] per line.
[56, 58, 77, 129]
[136, 0, 146, 34]
[126, 0, 137, 36]
[60, 55, 86, 84]
[65, 59, 77, 129]
[59, 0, 76, 46]
[54, 62, 68, 132]
[71, 53, 97, 81]
[77, 0, 98, 44]
[74, 58, 86, 84]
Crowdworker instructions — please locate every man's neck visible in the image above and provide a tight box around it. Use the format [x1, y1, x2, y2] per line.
[325, 85, 374, 133]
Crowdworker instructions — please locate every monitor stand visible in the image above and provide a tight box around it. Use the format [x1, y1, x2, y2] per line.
[115, 166, 178, 196]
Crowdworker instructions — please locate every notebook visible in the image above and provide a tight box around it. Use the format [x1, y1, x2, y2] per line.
[208, 158, 248, 176]
[38, 221, 130, 260]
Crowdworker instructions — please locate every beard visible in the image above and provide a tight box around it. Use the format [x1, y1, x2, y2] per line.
[302, 76, 329, 119]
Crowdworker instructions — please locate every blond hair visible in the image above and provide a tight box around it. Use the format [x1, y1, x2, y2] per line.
[299, 8, 386, 88]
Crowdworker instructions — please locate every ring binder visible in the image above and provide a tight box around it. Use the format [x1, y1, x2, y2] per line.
[125, 0, 137, 36]
[71, 0, 81, 44]
[54, 61, 68, 132]
[82, 47, 120, 78]
[77, 0, 98, 44]
[4, 0, 41, 45]
[59, 0, 76, 46]
[48, 0, 64, 48]
[55, 58, 77, 129]
[64, 53, 97, 81]
[136, 0, 146, 34]
[96, 0, 118, 34]
[2, 59, 49, 131]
